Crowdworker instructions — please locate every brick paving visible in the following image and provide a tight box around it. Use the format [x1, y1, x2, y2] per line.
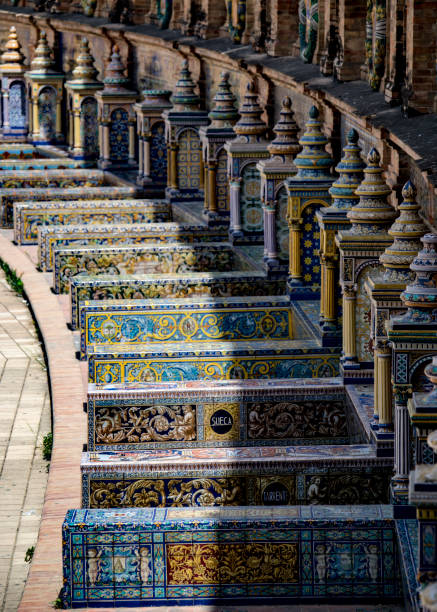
[0, 269, 50, 612]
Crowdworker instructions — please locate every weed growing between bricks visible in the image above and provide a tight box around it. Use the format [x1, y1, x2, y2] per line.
[0, 258, 24, 295]
[42, 432, 53, 462]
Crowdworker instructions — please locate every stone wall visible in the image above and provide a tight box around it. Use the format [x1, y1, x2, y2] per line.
[1, 6, 437, 225]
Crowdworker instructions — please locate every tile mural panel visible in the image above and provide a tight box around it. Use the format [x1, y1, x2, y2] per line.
[301, 203, 321, 287]
[241, 162, 263, 233]
[62, 505, 401, 607]
[177, 128, 201, 190]
[150, 121, 167, 182]
[87, 378, 354, 450]
[81, 97, 99, 158]
[38, 86, 57, 141]
[9, 81, 26, 129]
[79, 296, 292, 358]
[216, 148, 229, 211]
[80, 445, 392, 508]
[87, 340, 340, 384]
[109, 108, 129, 162]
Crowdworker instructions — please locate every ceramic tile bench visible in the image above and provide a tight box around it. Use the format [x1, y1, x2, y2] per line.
[70, 272, 286, 330]
[0, 157, 85, 170]
[79, 296, 293, 359]
[1, 185, 138, 227]
[80, 445, 392, 509]
[38, 223, 227, 271]
[62, 505, 400, 608]
[53, 243, 234, 294]
[0, 168, 105, 188]
[86, 378, 360, 451]
[0, 144, 86, 169]
[87, 340, 340, 384]
[14, 199, 171, 245]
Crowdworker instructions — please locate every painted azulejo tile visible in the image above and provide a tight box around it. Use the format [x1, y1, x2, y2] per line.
[15, 199, 171, 245]
[70, 273, 286, 330]
[87, 340, 340, 384]
[80, 445, 392, 508]
[1, 186, 138, 227]
[0, 168, 105, 188]
[53, 243, 234, 294]
[79, 296, 293, 359]
[62, 505, 400, 608]
[87, 378, 354, 451]
[38, 223, 227, 271]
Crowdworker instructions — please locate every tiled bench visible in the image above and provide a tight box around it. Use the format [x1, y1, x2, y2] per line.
[54, 243, 234, 294]
[86, 378, 361, 451]
[14, 199, 171, 245]
[79, 296, 293, 359]
[0, 144, 86, 168]
[87, 340, 340, 384]
[0, 168, 104, 188]
[38, 223, 227, 271]
[62, 505, 400, 608]
[70, 272, 286, 330]
[81, 445, 392, 508]
[0, 157, 85, 170]
[1, 185, 138, 227]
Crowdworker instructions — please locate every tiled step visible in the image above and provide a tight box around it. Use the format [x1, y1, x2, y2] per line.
[53, 242, 234, 294]
[1, 185, 138, 227]
[14, 199, 171, 245]
[62, 505, 400, 608]
[87, 339, 340, 384]
[79, 296, 293, 359]
[39, 223, 227, 271]
[70, 272, 286, 329]
[81, 445, 392, 508]
[87, 377, 359, 451]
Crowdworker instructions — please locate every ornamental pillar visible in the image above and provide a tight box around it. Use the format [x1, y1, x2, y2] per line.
[200, 71, 239, 226]
[225, 80, 269, 244]
[134, 89, 172, 193]
[286, 105, 334, 299]
[163, 59, 209, 203]
[25, 31, 64, 145]
[257, 96, 300, 276]
[342, 286, 357, 363]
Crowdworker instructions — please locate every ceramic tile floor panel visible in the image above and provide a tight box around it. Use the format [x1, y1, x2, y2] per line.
[0, 270, 50, 612]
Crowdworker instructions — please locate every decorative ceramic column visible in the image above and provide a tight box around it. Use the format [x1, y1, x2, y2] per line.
[336, 148, 397, 383]
[25, 31, 64, 145]
[199, 71, 239, 226]
[409, 359, 437, 593]
[225, 81, 269, 245]
[163, 59, 209, 203]
[285, 106, 334, 299]
[257, 96, 300, 277]
[365, 181, 426, 438]
[65, 38, 103, 163]
[134, 89, 172, 194]
[316, 129, 365, 345]
[388, 233, 437, 503]
[96, 45, 138, 170]
[0, 26, 28, 141]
